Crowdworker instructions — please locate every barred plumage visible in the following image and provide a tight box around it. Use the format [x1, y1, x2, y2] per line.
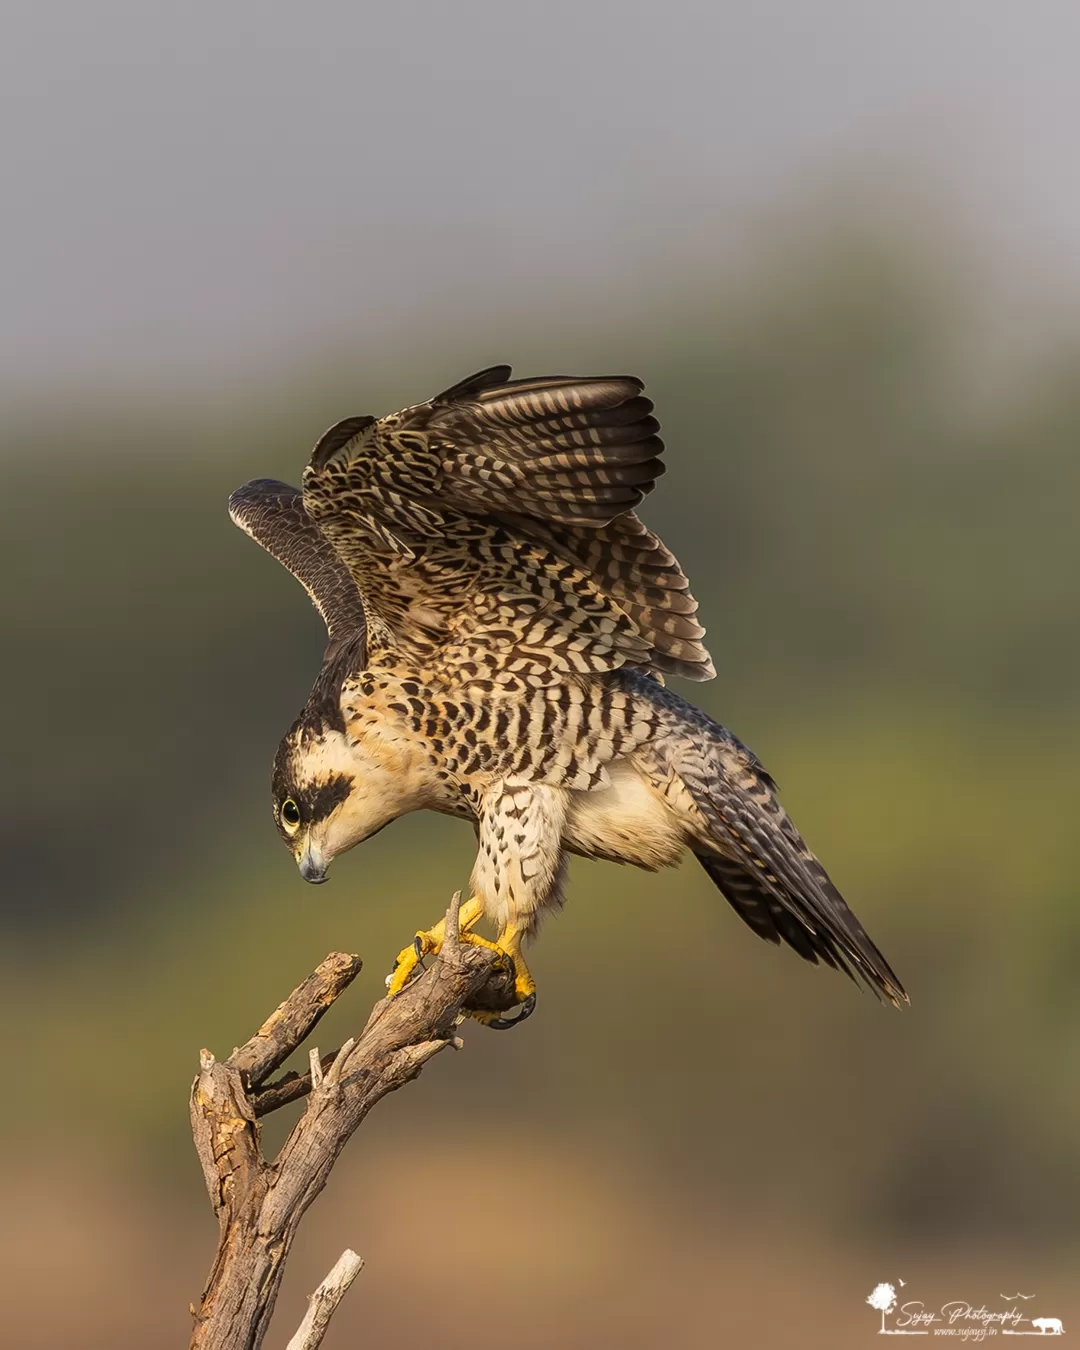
[231, 366, 905, 1023]
[295, 366, 712, 686]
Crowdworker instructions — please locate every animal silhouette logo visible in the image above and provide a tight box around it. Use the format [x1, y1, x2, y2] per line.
[1002, 1311, 1066, 1336]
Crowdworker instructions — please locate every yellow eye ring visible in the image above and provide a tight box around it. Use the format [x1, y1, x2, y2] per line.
[280, 798, 301, 833]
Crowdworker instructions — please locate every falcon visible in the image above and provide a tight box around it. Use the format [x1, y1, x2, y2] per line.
[230, 366, 906, 1026]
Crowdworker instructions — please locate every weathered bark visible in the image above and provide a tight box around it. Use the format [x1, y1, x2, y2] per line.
[188, 893, 516, 1350]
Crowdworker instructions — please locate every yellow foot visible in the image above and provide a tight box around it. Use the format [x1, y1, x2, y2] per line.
[384, 896, 487, 997]
[386, 907, 537, 1030]
[384, 928, 437, 998]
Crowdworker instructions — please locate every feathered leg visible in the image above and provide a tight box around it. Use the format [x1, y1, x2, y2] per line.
[386, 782, 568, 1027]
[466, 781, 569, 1029]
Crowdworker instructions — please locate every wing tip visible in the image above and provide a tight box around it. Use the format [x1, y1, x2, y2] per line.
[697, 844, 908, 1007]
[867, 964, 910, 1009]
[805, 931, 909, 1009]
[228, 477, 300, 526]
[309, 415, 376, 471]
[432, 365, 514, 405]
[828, 929, 909, 1008]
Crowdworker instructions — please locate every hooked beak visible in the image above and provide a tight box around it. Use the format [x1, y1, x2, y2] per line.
[297, 838, 329, 884]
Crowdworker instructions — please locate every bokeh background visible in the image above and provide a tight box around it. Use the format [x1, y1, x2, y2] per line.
[3, 3, 1079, 1345]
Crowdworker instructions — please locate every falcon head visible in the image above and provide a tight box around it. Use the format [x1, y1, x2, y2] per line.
[271, 720, 411, 883]
[271, 727, 359, 883]
[270, 706, 428, 882]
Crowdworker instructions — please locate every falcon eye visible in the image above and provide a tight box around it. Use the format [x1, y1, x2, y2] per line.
[280, 798, 302, 832]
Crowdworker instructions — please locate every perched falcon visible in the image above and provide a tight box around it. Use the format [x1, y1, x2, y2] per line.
[230, 367, 906, 1026]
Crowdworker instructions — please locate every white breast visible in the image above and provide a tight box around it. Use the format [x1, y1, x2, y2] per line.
[563, 759, 687, 870]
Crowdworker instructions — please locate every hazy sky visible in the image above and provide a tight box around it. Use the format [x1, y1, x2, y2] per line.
[5, 1, 1080, 396]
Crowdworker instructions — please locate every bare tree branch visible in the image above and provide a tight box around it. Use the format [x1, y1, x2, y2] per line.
[283, 1249, 364, 1350]
[229, 952, 363, 1089]
[188, 892, 517, 1350]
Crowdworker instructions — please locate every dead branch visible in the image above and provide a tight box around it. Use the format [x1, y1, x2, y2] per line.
[188, 892, 517, 1350]
[283, 1250, 364, 1350]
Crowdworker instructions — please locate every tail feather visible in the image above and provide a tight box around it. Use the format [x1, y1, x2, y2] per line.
[698, 853, 847, 974]
[692, 770, 907, 1006]
[696, 831, 906, 1006]
[617, 669, 905, 1002]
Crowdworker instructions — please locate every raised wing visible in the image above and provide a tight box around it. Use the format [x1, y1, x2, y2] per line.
[302, 367, 714, 686]
[228, 478, 367, 644]
[307, 366, 665, 534]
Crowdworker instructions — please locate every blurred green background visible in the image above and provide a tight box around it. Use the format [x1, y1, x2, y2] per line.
[3, 4, 1079, 1347]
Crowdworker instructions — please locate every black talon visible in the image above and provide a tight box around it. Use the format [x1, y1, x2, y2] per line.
[486, 991, 537, 1031]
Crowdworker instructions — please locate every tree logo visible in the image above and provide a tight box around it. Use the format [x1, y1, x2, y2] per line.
[866, 1282, 926, 1335]
[867, 1283, 897, 1334]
